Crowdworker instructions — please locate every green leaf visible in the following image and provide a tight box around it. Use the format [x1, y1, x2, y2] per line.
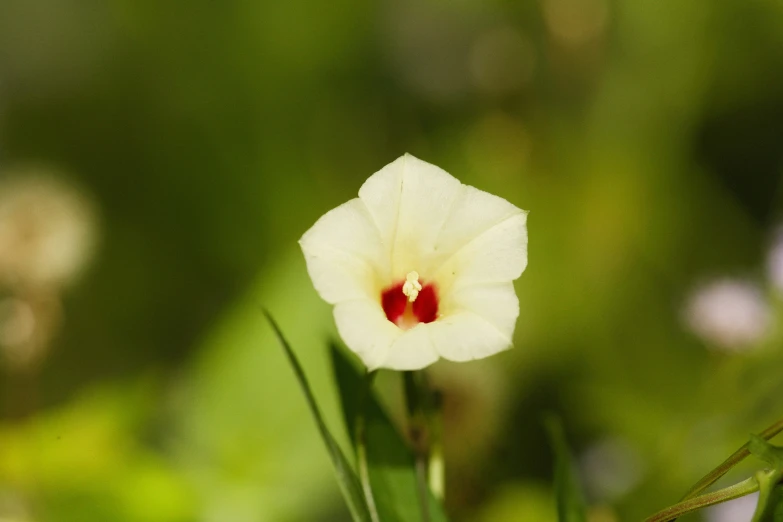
[264, 311, 372, 522]
[331, 343, 450, 522]
[545, 416, 587, 522]
[750, 437, 783, 522]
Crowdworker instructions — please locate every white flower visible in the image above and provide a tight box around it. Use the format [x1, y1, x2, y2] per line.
[299, 154, 528, 370]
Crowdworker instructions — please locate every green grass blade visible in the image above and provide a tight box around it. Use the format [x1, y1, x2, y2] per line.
[264, 311, 371, 522]
[331, 343, 450, 522]
[681, 418, 783, 502]
[545, 416, 587, 522]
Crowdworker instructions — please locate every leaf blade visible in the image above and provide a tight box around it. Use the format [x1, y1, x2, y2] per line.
[546, 416, 588, 522]
[331, 342, 450, 522]
[264, 310, 371, 522]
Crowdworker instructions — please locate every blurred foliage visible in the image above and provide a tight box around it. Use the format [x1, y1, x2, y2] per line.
[1, 0, 783, 521]
[547, 416, 587, 522]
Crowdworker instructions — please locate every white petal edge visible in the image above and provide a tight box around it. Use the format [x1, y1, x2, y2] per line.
[333, 299, 399, 370]
[427, 311, 514, 362]
[433, 210, 527, 294]
[382, 323, 440, 370]
[432, 185, 525, 266]
[334, 299, 441, 371]
[357, 156, 404, 254]
[299, 199, 388, 304]
[441, 282, 520, 338]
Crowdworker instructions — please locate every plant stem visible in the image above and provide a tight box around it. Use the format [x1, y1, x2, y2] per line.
[681, 417, 783, 501]
[415, 450, 431, 522]
[357, 371, 380, 522]
[644, 476, 760, 522]
[651, 416, 783, 522]
[428, 390, 445, 501]
[404, 371, 431, 522]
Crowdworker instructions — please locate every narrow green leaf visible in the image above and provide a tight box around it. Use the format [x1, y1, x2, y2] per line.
[545, 416, 587, 522]
[680, 417, 783, 503]
[331, 343, 450, 522]
[264, 311, 371, 522]
[659, 417, 783, 522]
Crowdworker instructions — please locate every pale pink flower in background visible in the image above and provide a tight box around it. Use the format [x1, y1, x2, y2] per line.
[683, 279, 770, 352]
[579, 438, 644, 501]
[766, 227, 783, 292]
[300, 154, 528, 370]
[706, 492, 758, 522]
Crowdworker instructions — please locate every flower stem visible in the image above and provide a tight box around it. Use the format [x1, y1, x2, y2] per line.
[643, 476, 760, 522]
[680, 417, 783, 501]
[357, 371, 381, 522]
[415, 451, 431, 522]
[428, 390, 445, 501]
[648, 416, 783, 522]
[404, 371, 431, 522]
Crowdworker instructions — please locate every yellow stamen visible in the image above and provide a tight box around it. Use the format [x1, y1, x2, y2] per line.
[402, 271, 423, 302]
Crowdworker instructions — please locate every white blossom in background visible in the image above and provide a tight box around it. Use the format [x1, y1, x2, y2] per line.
[0, 294, 61, 368]
[0, 171, 97, 288]
[706, 492, 758, 522]
[300, 154, 528, 370]
[683, 279, 770, 352]
[0, 169, 97, 369]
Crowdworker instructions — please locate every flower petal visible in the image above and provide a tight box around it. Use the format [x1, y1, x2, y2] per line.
[427, 310, 514, 362]
[442, 282, 520, 338]
[333, 299, 399, 370]
[433, 195, 527, 292]
[334, 299, 440, 370]
[357, 157, 404, 253]
[359, 154, 463, 276]
[383, 324, 439, 370]
[429, 282, 519, 362]
[434, 185, 525, 261]
[300, 199, 388, 304]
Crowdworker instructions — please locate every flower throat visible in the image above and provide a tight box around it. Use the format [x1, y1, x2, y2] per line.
[381, 271, 438, 328]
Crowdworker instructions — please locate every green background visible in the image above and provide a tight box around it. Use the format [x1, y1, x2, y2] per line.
[1, 1, 783, 520]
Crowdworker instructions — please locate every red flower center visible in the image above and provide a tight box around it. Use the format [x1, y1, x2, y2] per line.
[381, 280, 439, 328]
